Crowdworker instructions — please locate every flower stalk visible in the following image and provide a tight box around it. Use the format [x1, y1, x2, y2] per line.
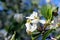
[31, 35, 35, 40]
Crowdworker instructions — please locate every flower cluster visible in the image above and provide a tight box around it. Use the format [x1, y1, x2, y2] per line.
[25, 11, 39, 34]
[25, 9, 60, 40]
[25, 5, 60, 40]
[25, 11, 47, 34]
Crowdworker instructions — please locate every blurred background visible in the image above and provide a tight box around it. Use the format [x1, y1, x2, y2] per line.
[0, 0, 60, 40]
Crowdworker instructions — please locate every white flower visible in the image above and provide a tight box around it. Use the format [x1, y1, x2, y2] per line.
[25, 19, 31, 31]
[25, 11, 39, 33]
[25, 19, 37, 33]
[26, 11, 38, 19]
[26, 11, 40, 24]
[25, 23, 37, 32]
[14, 14, 23, 23]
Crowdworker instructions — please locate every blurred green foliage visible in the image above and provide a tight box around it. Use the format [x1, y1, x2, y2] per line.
[40, 4, 53, 22]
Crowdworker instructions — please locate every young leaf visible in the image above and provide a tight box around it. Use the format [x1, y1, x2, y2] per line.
[40, 5, 52, 21]
[10, 32, 16, 40]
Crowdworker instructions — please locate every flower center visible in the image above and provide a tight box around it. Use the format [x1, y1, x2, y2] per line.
[34, 16, 39, 19]
[27, 19, 31, 23]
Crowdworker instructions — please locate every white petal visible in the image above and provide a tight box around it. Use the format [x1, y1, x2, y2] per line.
[51, 20, 54, 24]
[39, 20, 46, 24]
[25, 23, 37, 32]
[25, 23, 31, 29]
[26, 11, 38, 19]
[26, 17, 34, 19]
[32, 11, 38, 17]
[25, 23, 32, 32]
[51, 37, 57, 40]
[30, 24, 37, 32]
[31, 19, 39, 24]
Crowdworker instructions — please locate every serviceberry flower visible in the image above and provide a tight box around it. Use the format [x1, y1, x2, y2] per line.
[25, 19, 37, 34]
[25, 11, 39, 34]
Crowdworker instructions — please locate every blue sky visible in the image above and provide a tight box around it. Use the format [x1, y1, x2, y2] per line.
[39, 0, 60, 7]
[23, 0, 60, 7]
[50, 0, 60, 7]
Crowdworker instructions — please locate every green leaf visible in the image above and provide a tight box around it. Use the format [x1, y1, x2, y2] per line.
[10, 32, 16, 40]
[42, 29, 54, 40]
[40, 5, 53, 21]
[31, 32, 41, 40]
[20, 24, 25, 30]
[40, 5, 47, 19]
[56, 34, 60, 39]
